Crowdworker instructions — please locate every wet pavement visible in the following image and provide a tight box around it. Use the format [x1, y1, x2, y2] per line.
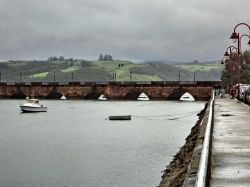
[210, 97, 250, 187]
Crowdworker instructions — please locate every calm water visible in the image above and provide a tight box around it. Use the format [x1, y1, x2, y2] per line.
[0, 100, 205, 187]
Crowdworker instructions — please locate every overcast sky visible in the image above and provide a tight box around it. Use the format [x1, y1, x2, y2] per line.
[0, 0, 249, 62]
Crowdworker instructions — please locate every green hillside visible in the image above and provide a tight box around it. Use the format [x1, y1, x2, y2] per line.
[0, 59, 222, 82]
[175, 63, 221, 72]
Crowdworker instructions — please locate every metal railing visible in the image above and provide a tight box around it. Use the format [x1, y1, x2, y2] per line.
[195, 91, 215, 187]
[0, 81, 222, 86]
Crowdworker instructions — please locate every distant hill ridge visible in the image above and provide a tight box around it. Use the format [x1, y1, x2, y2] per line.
[0, 59, 222, 82]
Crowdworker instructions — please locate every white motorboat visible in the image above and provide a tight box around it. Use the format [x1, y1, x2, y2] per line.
[19, 99, 47, 112]
[180, 92, 195, 101]
[98, 94, 107, 101]
[137, 93, 149, 101]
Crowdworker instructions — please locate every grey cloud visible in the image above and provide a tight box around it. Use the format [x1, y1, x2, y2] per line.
[0, 0, 250, 62]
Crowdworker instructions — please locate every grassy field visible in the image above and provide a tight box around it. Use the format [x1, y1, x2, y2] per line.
[115, 69, 161, 81]
[31, 72, 49, 78]
[7, 62, 27, 68]
[129, 73, 161, 81]
[175, 63, 222, 72]
[92, 60, 158, 81]
[61, 66, 79, 73]
[92, 60, 132, 69]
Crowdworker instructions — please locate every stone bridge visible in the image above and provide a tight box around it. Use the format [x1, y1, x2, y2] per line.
[0, 81, 221, 100]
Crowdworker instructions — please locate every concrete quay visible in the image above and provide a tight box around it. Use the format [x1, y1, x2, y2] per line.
[210, 97, 250, 186]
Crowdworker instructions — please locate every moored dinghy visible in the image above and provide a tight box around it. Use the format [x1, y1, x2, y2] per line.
[109, 115, 131, 120]
[180, 92, 195, 101]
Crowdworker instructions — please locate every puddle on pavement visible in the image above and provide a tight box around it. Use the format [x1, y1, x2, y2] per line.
[221, 114, 234, 117]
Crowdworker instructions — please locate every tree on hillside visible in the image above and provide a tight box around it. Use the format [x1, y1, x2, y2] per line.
[80, 60, 92, 67]
[193, 60, 199, 64]
[59, 56, 65, 61]
[98, 54, 103, 61]
[221, 50, 250, 84]
[98, 54, 113, 61]
[103, 54, 113, 61]
[48, 56, 58, 61]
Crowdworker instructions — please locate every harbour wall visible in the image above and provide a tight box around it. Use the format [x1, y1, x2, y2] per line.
[158, 96, 212, 186]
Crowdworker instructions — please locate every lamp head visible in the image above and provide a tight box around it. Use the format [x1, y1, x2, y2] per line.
[248, 39, 250, 48]
[224, 51, 230, 57]
[220, 60, 224, 64]
[230, 32, 238, 43]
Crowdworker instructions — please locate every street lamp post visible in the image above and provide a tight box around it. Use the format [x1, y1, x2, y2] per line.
[240, 34, 250, 48]
[223, 46, 238, 96]
[178, 67, 180, 83]
[19, 73, 22, 82]
[113, 70, 115, 81]
[71, 72, 74, 82]
[220, 56, 228, 64]
[53, 72, 55, 83]
[229, 23, 250, 99]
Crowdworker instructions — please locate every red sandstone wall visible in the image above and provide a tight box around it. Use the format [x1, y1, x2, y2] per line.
[0, 83, 213, 100]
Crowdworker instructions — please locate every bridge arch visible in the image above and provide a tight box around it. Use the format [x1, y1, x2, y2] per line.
[123, 89, 150, 100]
[167, 88, 195, 100]
[46, 91, 63, 99]
[10, 91, 27, 99]
[83, 92, 102, 99]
